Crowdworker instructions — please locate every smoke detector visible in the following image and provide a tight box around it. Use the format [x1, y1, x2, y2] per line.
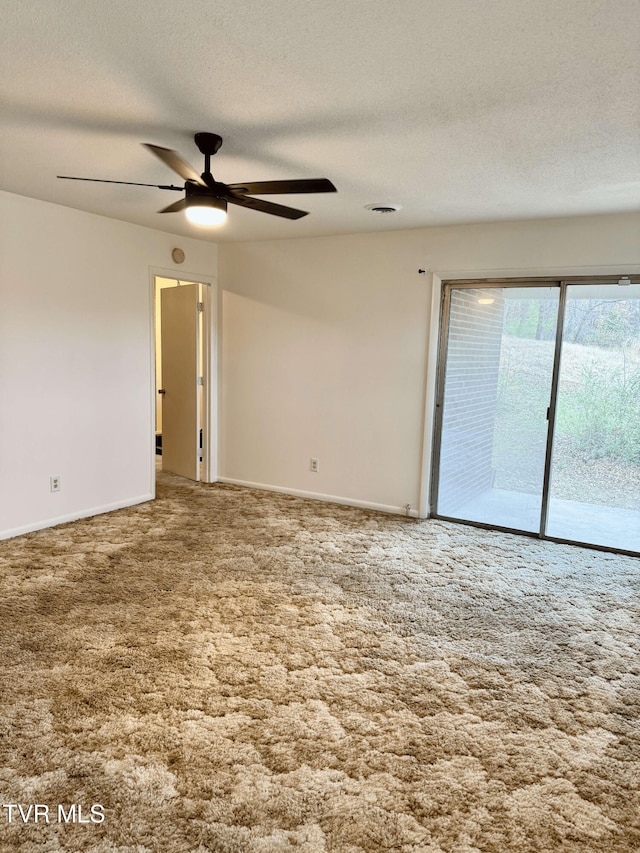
[364, 203, 402, 214]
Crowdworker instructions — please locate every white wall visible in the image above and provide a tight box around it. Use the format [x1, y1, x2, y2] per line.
[220, 230, 429, 513]
[219, 213, 640, 514]
[0, 191, 217, 538]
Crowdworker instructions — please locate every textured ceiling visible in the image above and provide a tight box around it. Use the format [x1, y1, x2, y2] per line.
[1, 0, 639, 242]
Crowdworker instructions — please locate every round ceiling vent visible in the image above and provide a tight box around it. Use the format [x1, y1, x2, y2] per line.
[364, 203, 402, 214]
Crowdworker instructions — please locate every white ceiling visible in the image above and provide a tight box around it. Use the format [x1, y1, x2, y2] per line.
[1, 0, 639, 242]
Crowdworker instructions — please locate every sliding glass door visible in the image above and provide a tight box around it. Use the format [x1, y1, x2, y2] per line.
[434, 285, 559, 532]
[546, 283, 640, 551]
[432, 279, 640, 555]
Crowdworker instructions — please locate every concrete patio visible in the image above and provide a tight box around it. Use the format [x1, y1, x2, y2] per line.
[445, 488, 640, 553]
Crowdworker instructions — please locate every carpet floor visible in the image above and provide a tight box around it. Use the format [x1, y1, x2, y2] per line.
[0, 473, 638, 852]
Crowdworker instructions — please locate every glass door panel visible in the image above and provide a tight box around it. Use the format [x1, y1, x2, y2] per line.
[436, 286, 559, 532]
[546, 283, 640, 551]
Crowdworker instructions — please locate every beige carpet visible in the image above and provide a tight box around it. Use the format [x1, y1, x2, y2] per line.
[0, 473, 638, 852]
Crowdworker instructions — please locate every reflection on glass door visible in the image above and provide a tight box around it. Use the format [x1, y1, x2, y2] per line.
[435, 286, 559, 532]
[546, 283, 640, 551]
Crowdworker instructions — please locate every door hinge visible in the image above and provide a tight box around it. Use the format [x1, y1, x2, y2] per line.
[197, 302, 204, 312]
[198, 376, 204, 386]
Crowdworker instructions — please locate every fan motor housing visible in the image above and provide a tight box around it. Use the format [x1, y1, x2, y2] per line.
[185, 180, 228, 200]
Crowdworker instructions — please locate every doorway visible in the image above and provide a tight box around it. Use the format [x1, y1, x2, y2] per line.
[431, 278, 640, 555]
[154, 275, 215, 483]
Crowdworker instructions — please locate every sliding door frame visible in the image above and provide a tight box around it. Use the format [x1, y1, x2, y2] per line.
[430, 275, 640, 557]
[538, 283, 567, 538]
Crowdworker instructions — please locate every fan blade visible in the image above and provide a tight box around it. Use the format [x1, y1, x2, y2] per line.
[57, 176, 183, 190]
[158, 199, 187, 214]
[227, 195, 308, 219]
[143, 144, 206, 186]
[226, 178, 336, 195]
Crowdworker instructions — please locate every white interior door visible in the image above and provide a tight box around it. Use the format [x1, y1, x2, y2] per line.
[160, 283, 200, 480]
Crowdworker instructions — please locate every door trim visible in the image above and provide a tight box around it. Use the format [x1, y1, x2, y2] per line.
[418, 273, 442, 518]
[149, 267, 218, 496]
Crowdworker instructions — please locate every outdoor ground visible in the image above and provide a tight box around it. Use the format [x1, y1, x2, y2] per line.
[494, 336, 640, 512]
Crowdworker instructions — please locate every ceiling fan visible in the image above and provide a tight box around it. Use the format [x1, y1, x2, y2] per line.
[57, 132, 337, 226]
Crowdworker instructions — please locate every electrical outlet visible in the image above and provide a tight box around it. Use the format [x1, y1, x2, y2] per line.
[50, 476, 61, 493]
[310, 458, 319, 473]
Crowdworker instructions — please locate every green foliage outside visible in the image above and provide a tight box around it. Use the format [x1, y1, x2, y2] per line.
[555, 359, 640, 464]
[498, 296, 640, 466]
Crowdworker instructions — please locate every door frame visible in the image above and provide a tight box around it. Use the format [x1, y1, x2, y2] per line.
[427, 274, 640, 557]
[149, 267, 218, 494]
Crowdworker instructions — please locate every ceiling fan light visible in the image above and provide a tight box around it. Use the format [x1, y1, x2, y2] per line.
[185, 196, 227, 226]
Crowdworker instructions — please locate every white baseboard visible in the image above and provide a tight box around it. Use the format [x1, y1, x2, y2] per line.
[217, 477, 421, 517]
[0, 494, 154, 541]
